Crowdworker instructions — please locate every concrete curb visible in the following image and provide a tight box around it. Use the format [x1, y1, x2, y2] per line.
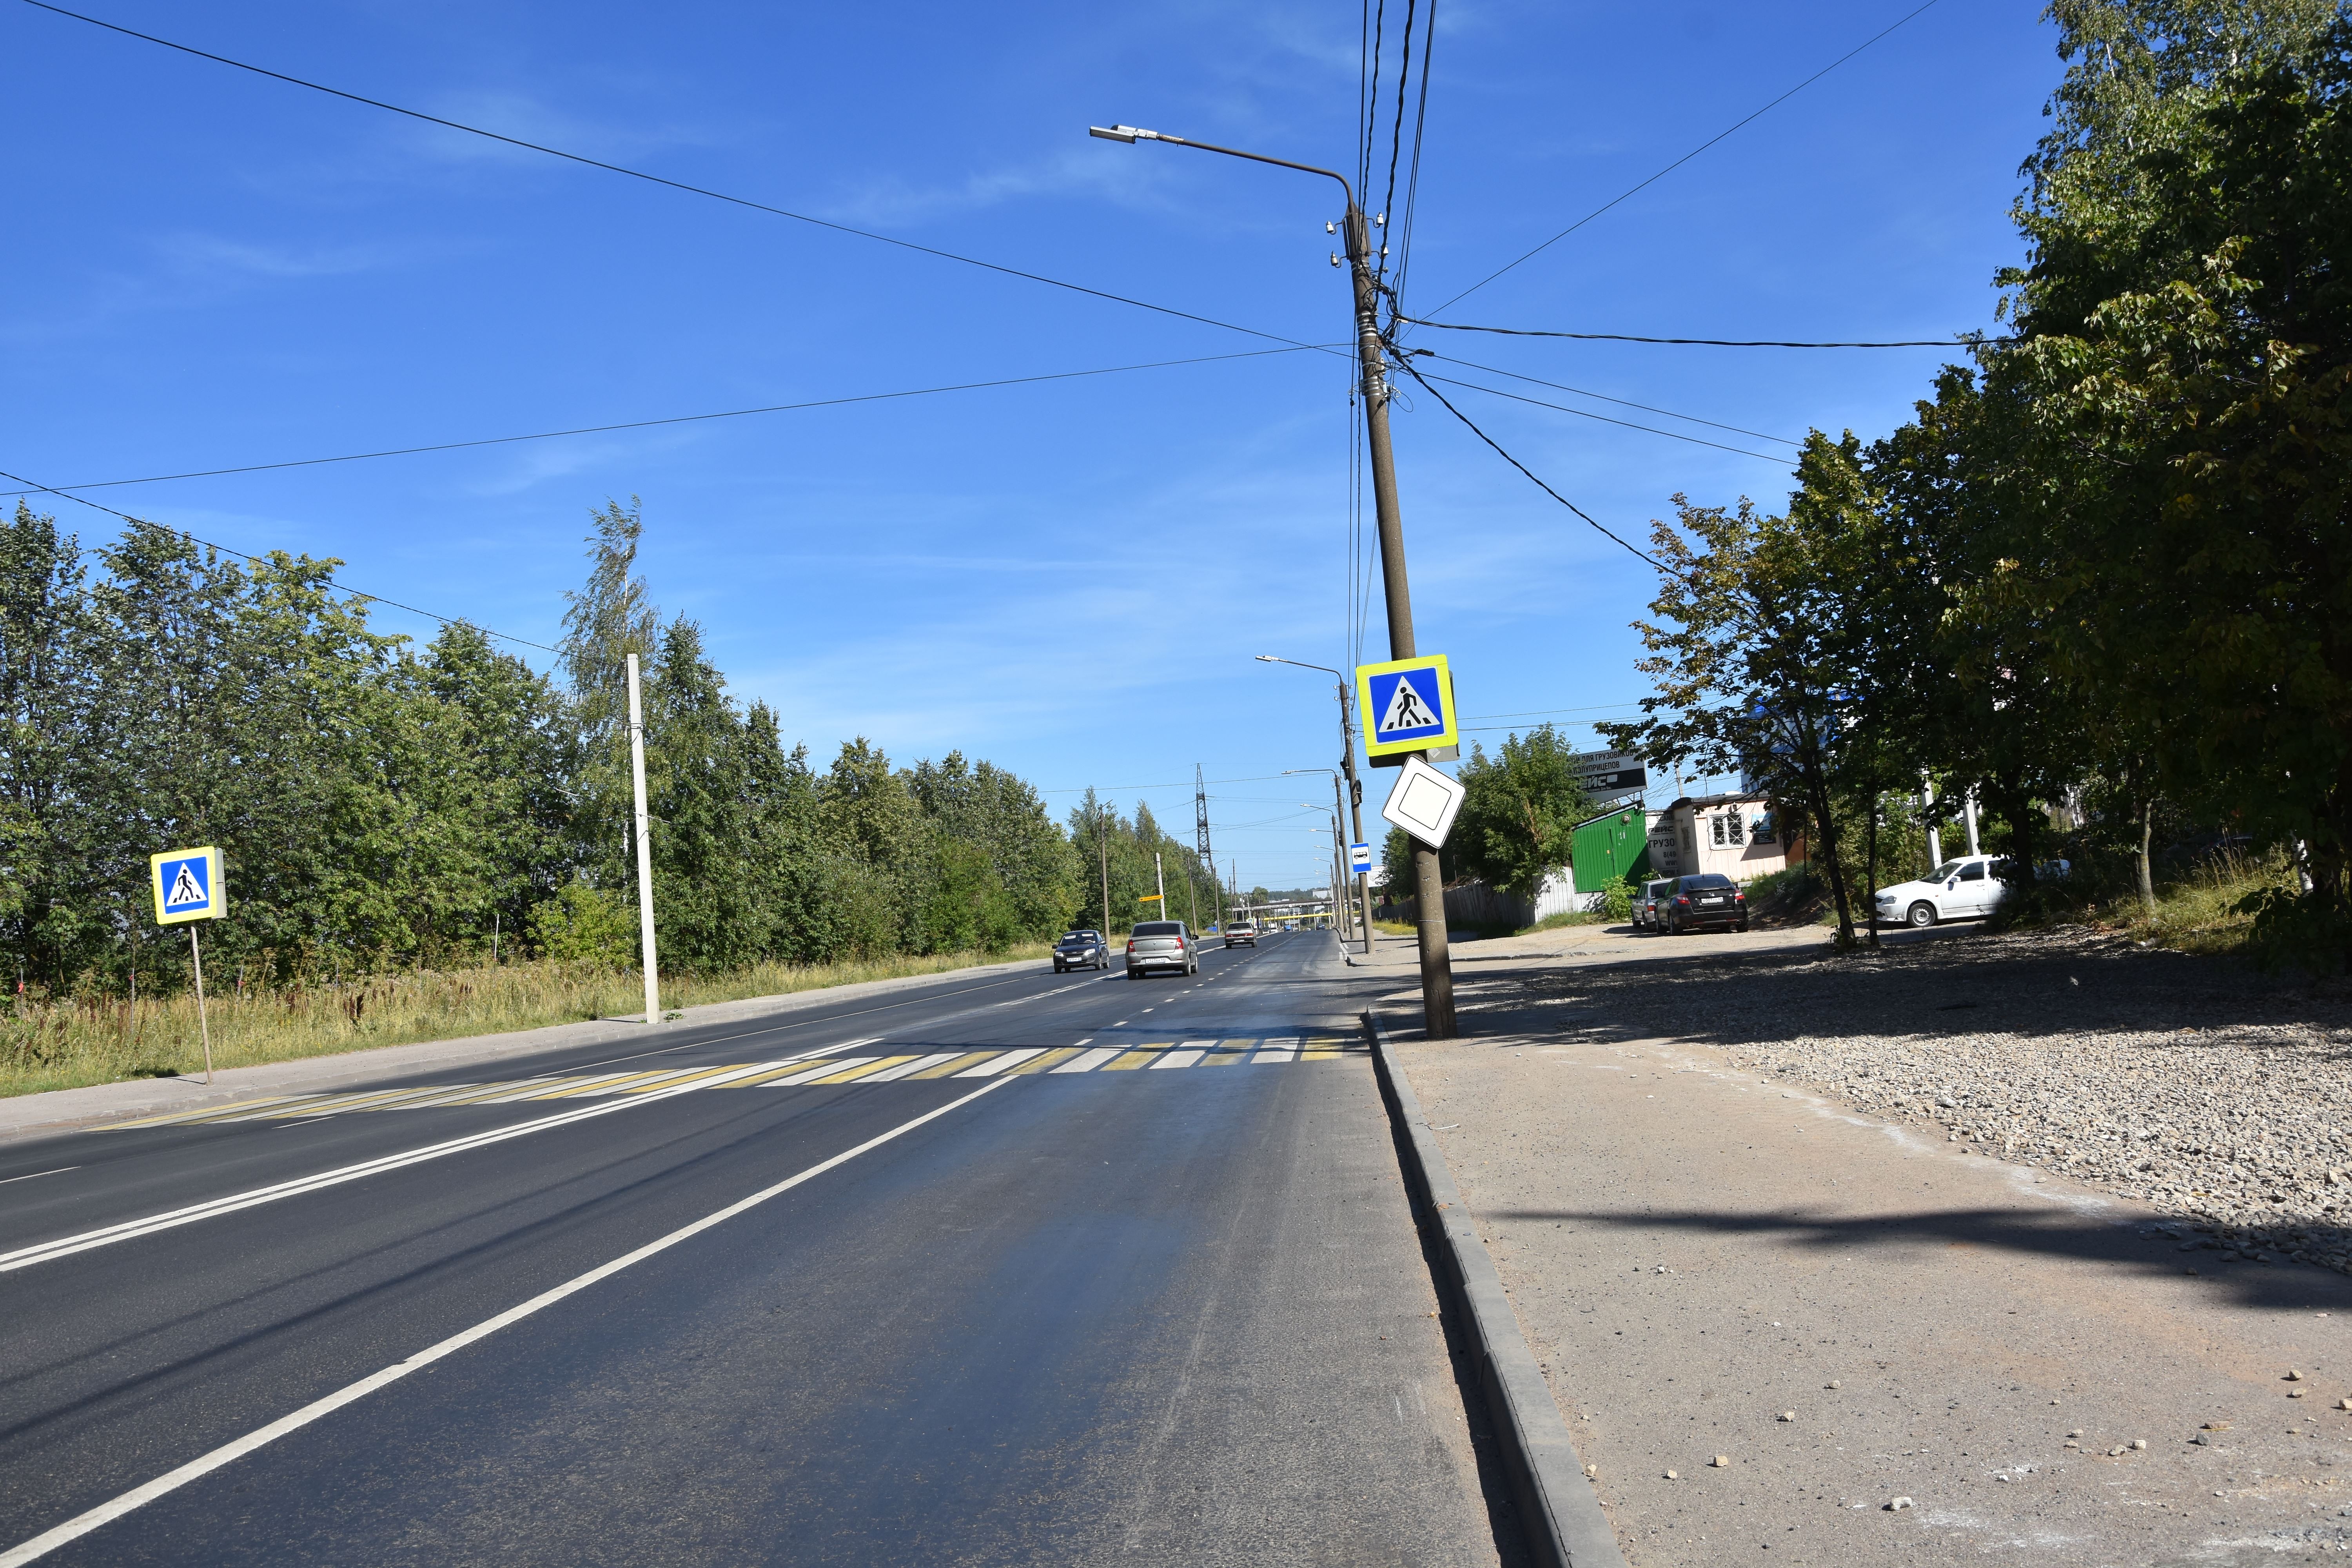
[1364, 1009, 1627, 1568]
[0, 953, 1062, 1145]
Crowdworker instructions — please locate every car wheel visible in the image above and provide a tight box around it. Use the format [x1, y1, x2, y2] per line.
[1669, 913, 1683, 935]
[1737, 920, 1750, 933]
[1907, 901, 1937, 929]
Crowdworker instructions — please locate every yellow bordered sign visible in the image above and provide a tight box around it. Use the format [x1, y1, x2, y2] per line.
[151, 846, 226, 924]
[1356, 653, 1457, 760]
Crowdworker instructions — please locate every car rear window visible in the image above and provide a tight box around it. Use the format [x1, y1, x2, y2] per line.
[1134, 921, 1183, 936]
[1680, 874, 1735, 889]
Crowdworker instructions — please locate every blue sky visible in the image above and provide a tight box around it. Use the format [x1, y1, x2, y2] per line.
[5, 0, 2060, 891]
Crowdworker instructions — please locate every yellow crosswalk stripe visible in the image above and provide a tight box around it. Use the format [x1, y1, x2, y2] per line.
[97, 1029, 1370, 1132]
[907, 1052, 997, 1080]
[809, 1056, 920, 1085]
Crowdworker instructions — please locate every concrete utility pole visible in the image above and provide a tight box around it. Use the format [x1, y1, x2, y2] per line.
[1093, 122, 1453, 1036]
[1922, 773, 1944, 868]
[625, 652, 661, 1025]
[1155, 851, 1166, 924]
[1098, 803, 1111, 937]
[1263, 663, 1378, 958]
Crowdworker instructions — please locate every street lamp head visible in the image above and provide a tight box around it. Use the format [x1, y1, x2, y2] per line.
[1090, 125, 1171, 144]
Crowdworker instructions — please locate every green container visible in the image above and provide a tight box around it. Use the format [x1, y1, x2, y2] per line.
[1572, 809, 1651, 893]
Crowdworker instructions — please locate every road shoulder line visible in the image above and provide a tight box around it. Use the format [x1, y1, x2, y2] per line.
[1364, 1009, 1626, 1568]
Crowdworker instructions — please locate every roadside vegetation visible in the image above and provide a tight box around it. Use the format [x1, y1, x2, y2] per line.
[1592, 0, 2352, 969]
[0, 499, 1222, 1091]
[0, 944, 1051, 1100]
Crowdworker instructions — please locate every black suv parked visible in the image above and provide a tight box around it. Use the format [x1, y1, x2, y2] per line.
[1661, 873, 1749, 934]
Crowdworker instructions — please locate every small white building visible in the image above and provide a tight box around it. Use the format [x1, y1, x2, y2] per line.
[1652, 793, 1800, 884]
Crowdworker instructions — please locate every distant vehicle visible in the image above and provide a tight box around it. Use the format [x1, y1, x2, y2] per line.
[1224, 921, 1258, 949]
[1873, 855, 2017, 929]
[1126, 920, 1198, 978]
[1662, 873, 1748, 935]
[1053, 930, 1109, 972]
[1633, 877, 1677, 933]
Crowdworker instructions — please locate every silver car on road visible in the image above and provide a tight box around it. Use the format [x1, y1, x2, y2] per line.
[1125, 920, 1198, 979]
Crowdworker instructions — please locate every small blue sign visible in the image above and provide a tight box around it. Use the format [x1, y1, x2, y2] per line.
[1348, 842, 1373, 873]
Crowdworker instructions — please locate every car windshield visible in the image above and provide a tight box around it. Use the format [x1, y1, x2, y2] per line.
[1133, 922, 1183, 937]
[1059, 932, 1096, 943]
[1929, 860, 1971, 881]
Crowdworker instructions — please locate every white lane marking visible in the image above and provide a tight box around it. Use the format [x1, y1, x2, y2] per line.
[0, 1167, 78, 1186]
[858, 1053, 963, 1083]
[1, 1065, 781, 1276]
[1151, 1050, 1205, 1070]
[1178, 1039, 1215, 1049]
[0, 1077, 1014, 1568]
[276, 1119, 338, 1130]
[955, 1047, 1047, 1078]
[1052, 1047, 1123, 1074]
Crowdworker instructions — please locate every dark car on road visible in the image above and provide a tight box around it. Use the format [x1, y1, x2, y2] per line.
[1660, 873, 1749, 934]
[1125, 920, 1198, 979]
[1633, 877, 1677, 933]
[1053, 930, 1109, 972]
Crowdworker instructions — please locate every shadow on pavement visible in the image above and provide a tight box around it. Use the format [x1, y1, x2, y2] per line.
[1493, 1202, 2352, 1312]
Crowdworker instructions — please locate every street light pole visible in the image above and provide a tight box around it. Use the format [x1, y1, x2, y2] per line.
[1262, 659, 1376, 957]
[1097, 124, 1453, 1035]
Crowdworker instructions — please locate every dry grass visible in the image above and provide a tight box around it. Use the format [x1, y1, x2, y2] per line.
[0, 945, 1050, 1100]
[2090, 845, 2283, 955]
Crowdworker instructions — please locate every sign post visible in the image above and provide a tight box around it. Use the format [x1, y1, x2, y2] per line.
[150, 846, 226, 1083]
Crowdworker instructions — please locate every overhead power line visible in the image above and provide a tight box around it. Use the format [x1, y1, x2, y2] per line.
[1401, 317, 1969, 348]
[3, 346, 1321, 499]
[18, 0, 1319, 353]
[1419, 0, 1945, 319]
[0, 466, 563, 655]
[1389, 359, 1666, 572]
[1410, 366, 1789, 463]
[1415, 349, 1799, 447]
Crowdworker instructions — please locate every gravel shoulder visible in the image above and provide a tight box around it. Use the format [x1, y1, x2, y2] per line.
[1381, 924, 2352, 1566]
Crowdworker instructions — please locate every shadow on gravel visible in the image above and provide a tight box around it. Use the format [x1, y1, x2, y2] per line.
[1494, 1203, 2352, 1312]
[1512, 929, 2350, 1051]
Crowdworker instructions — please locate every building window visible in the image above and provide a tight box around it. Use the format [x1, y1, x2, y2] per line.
[1727, 813, 1746, 846]
[1710, 815, 1728, 847]
[1752, 814, 1776, 844]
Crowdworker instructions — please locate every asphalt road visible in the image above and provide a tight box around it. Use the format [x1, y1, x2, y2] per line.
[0, 931, 1504, 1566]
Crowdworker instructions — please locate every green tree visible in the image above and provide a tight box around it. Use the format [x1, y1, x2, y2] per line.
[1449, 726, 1593, 898]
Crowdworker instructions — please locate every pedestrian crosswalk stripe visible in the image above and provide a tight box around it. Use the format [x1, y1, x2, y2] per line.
[908, 1051, 996, 1080]
[98, 1031, 1370, 1128]
[956, 1047, 1048, 1078]
[810, 1055, 918, 1085]
[860, 1052, 965, 1082]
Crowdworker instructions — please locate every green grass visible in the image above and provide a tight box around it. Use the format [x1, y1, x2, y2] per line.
[1519, 909, 1605, 933]
[2054, 845, 2284, 956]
[0, 944, 1051, 1100]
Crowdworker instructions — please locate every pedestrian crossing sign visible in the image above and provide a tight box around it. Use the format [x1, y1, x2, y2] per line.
[1356, 653, 1457, 760]
[150, 846, 225, 925]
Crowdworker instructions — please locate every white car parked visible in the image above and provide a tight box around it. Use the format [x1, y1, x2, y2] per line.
[1875, 855, 2009, 928]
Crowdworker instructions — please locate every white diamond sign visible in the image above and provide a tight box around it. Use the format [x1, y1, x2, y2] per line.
[1379, 754, 1466, 849]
